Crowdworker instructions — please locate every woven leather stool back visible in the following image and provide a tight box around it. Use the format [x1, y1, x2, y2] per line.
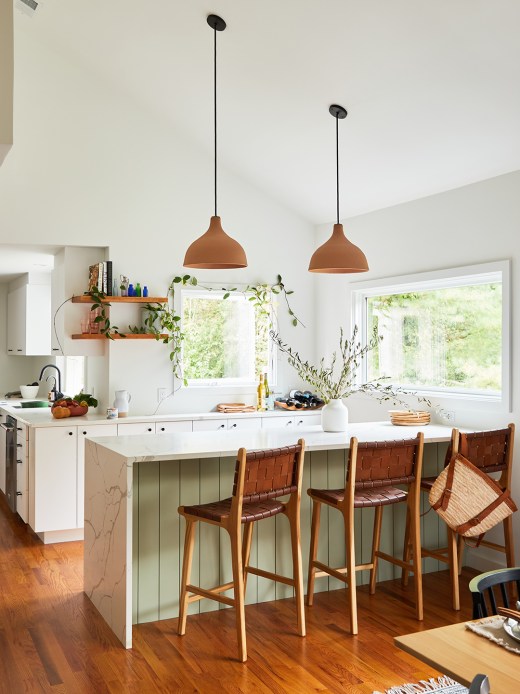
[354, 439, 420, 490]
[232, 444, 302, 502]
[459, 427, 513, 475]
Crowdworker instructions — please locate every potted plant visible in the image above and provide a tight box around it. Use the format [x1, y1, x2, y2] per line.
[270, 325, 424, 432]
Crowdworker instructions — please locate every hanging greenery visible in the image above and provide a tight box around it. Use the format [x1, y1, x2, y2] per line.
[88, 274, 301, 385]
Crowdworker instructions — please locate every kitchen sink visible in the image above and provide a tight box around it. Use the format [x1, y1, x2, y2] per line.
[12, 401, 51, 408]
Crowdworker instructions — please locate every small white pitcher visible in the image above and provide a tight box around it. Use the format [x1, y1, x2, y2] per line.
[113, 389, 132, 417]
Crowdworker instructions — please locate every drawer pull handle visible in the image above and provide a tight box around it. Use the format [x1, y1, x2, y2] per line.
[83, 431, 87, 435]
[219, 424, 225, 429]
[231, 423, 237, 428]
[16, 491, 22, 496]
[160, 427, 165, 432]
[68, 432, 73, 436]
[286, 420, 293, 426]
[17, 460, 23, 464]
[147, 428, 152, 432]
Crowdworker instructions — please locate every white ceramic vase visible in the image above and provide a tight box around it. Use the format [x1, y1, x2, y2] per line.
[321, 398, 349, 432]
[113, 389, 132, 417]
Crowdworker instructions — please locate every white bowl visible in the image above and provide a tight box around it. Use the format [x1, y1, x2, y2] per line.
[20, 385, 40, 399]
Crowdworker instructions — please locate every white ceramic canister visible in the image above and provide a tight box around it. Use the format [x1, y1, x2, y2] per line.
[113, 390, 132, 417]
[321, 398, 349, 432]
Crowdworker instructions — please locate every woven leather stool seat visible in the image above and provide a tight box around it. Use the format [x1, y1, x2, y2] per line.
[307, 434, 425, 635]
[420, 476, 436, 491]
[308, 486, 407, 508]
[178, 440, 306, 662]
[182, 497, 285, 523]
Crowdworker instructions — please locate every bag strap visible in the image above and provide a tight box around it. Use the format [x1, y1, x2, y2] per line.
[455, 489, 513, 535]
[431, 455, 457, 512]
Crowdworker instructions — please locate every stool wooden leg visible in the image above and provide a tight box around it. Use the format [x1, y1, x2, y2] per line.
[504, 516, 515, 567]
[242, 521, 254, 596]
[369, 506, 383, 595]
[229, 525, 247, 662]
[344, 509, 358, 635]
[178, 518, 197, 636]
[410, 493, 423, 621]
[288, 503, 306, 637]
[306, 500, 321, 606]
[457, 534, 464, 574]
[402, 507, 411, 587]
[447, 527, 460, 611]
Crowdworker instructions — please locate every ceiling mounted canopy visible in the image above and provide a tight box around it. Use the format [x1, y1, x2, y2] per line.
[183, 14, 247, 270]
[308, 105, 368, 274]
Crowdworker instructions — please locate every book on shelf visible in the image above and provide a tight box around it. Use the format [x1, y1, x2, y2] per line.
[88, 261, 113, 294]
[88, 263, 100, 292]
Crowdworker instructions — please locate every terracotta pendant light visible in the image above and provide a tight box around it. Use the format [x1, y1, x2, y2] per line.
[308, 105, 368, 274]
[184, 15, 247, 269]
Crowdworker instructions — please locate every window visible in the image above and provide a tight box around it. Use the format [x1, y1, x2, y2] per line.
[181, 290, 274, 386]
[351, 261, 510, 405]
[55, 356, 85, 396]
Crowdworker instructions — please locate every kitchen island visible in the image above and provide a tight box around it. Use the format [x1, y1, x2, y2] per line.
[84, 422, 456, 648]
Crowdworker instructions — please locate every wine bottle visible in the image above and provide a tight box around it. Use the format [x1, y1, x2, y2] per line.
[264, 372, 273, 410]
[257, 374, 266, 411]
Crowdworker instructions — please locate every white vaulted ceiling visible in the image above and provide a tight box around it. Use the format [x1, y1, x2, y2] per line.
[15, 0, 520, 223]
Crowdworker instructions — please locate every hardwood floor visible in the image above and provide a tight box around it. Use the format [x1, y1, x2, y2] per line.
[0, 494, 477, 693]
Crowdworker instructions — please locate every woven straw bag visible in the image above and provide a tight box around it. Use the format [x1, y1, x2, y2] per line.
[429, 453, 517, 537]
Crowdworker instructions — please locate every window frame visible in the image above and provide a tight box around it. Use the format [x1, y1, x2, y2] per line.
[180, 287, 277, 389]
[350, 260, 511, 409]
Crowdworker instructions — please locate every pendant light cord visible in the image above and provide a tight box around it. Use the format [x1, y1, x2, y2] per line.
[335, 114, 340, 225]
[213, 25, 218, 217]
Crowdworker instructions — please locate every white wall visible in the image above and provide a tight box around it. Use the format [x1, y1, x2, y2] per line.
[315, 170, 520, 570]
[0, 17, 316, 414]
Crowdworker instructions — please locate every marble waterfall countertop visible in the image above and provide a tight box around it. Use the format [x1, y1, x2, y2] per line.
[84, 421, 456, 648]
[89, 421, 455, 460]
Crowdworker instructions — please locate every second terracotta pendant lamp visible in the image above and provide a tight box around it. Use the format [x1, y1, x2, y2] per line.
[183, 16, 368, 274]
[308, 105, 368, 273]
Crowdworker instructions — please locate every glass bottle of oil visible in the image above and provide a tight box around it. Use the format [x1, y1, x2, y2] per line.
[257, 373, 266, 411]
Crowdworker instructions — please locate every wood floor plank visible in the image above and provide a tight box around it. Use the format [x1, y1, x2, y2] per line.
[0, 491, 479, 693]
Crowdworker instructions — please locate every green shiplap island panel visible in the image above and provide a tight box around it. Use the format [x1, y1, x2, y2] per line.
[131, 443, 449, 625]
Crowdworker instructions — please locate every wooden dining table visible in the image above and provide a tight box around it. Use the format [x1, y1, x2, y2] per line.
[395, 620, 520, 692]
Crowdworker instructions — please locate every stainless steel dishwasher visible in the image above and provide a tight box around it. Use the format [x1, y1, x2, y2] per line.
[3, 414, 18, 512]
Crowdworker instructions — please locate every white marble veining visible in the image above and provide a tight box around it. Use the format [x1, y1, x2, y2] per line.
[84, 422, 455, 648]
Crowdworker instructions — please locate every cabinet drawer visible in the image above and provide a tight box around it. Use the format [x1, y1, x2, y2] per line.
[118, 422, 156, 435]
[295, 414, 321, 427]
[227, 418, 262, 431]
[193, 419, 228, 432]
[262, 416, 299, 429]
[156, 421, 192, 434]
[16, 487, 28, 523]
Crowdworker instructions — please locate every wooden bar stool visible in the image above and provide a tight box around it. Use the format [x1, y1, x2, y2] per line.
[177, 440, 306, 662]
[306, 434, 424, 635]
[403, 424, 516, 611]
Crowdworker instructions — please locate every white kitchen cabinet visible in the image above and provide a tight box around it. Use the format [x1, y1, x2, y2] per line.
[156, 420, 192, 433]
[117, 422, 157, 435]
[7, 283, 51, 355]
[118, 421, 193, 435]
[77, 424, 117, 526]
[33, 427, 78, 532]
[16, 422, 29, 523]
[262, 413, 322, 429]
[192, 418, 262, 432]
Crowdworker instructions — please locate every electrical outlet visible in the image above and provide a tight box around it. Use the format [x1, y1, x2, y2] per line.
[443, 410, 456, 423]
[157, 388, 168, 403]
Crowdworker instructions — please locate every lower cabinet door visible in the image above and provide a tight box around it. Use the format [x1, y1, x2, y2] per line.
[34, 427, 78, 532]
[77, 424, 117, 527]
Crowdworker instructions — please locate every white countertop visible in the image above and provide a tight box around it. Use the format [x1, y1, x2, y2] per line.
[0, 402, 321, 428]
[89, 421, 455, 462]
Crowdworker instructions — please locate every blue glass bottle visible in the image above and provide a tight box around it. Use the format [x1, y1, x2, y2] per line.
[128, 283, 134, 297]
[143, 286, 149, 297]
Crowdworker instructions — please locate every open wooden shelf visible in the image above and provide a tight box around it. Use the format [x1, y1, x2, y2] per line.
[72, 295, 168, 304]
[71, 333, 168, 340]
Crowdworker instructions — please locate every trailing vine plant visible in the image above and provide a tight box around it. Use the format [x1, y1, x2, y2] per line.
[85, 275, 302, 386]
